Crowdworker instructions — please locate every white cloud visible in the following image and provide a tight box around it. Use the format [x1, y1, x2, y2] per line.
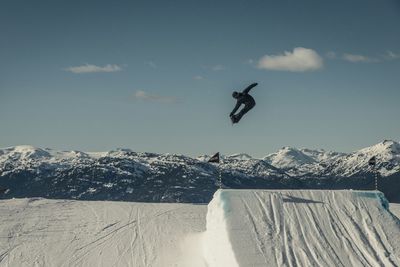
[325, 50, 400, 63]
[65, 64, 122, 73]
[193, 75, 204, 80]
[384, 51, 400, 60]
[342, 54, 378, 63]
[257, 47, 323, 72]
[134, 90, 178, 104]
[145, 61, 157, 68]
[212, 65, 225, 71]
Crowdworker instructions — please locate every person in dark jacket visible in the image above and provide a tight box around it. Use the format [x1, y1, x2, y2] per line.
[230, 82, 258, 123]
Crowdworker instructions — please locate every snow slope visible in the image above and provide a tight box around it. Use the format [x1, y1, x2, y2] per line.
[263, 147, 317, 169]
[0, 198, 207, 267]
[391, 203, 400, 220]
[319, 140, 400, 177]
[262, 146, 345, 170]
[1, 190, 400, 267]
[205, 190, 400, 267]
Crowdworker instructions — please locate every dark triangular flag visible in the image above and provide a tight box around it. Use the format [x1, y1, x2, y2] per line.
[208, 152, 220, 163]
[368, 156, 376, 166]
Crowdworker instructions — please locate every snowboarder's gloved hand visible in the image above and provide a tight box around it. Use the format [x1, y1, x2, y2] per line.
[230, 113, 234, 117]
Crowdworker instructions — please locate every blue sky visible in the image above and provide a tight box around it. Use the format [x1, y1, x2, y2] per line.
[1, 0, 399, 157]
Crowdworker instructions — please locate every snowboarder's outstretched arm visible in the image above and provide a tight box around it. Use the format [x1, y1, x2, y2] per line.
[242, 82, 258, 94]
[230, 102, 241, 117]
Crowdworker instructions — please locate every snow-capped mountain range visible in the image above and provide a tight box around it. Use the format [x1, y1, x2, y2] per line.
[0, 140, 399, 203]
[263, 140, 400, 177]
[263, 146, 345, 169]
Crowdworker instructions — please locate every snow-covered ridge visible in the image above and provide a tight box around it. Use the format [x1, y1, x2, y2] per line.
[201, 140, 399, 176]
[0, 145, 105, 164]
[262, 146, 346, 169]
[1, 140, 398, 169]
[318, 140, 400, 177]
[300, 148, 345, 162]
[0, 145, 51, 161]
[261, 140, 400, 177]
[263, 146, 317, 169]
[226, 153, 253, 161]
[1, 141, 399, 203]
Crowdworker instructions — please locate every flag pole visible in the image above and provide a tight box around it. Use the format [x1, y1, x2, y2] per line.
[218, 163, 222, 189]
[368, 156, 378, 191]
[208, 152, 221, 189]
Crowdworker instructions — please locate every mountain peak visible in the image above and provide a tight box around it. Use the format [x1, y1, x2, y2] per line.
[359, 140, 400, 157]
[7, 145, 39, 152]
[280, 146, 299, 152]
[0, 145, 51, 159]
[381, 140, 400, 152]
[264, 147, 315, 169]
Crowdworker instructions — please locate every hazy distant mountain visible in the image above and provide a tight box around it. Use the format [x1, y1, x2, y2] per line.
[263, 146, 317, 169]
[1, 141, 399, 203]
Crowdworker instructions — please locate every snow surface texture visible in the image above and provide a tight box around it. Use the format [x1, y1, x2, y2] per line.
[1, 190, 400, 267]
[206, 190, 400, 267]
[391, 203, 400, 220]
[0, 198, 207, 267]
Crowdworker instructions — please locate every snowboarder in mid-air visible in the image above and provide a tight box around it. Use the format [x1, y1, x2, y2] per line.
[230, 82, 258, 124]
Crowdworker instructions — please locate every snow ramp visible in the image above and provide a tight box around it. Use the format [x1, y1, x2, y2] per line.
[204, 190, 400, 267]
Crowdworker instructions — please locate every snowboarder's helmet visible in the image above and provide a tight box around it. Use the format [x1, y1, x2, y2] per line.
[232, 91, 239, 98]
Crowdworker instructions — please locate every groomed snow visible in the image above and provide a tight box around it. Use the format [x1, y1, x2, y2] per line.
[0, 199, 207, 267]
[391, 203, 400, 220]
[1, 190, 400, 267]
[206, 189, 400, 267]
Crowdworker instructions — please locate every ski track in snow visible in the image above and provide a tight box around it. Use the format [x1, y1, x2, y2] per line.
[206, 190, 400, 267]
[0, 199, 207, 267]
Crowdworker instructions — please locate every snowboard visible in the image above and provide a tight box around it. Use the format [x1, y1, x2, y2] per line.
[230, 114, 240, 124]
